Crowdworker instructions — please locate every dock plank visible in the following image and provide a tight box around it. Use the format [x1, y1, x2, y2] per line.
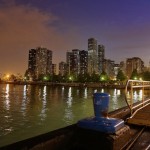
[127, 104, 150, 126]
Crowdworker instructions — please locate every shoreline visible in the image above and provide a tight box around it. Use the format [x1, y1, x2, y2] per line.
[0, 81, 126, 89]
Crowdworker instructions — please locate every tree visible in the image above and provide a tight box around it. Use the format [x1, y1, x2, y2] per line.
[130, 69, 139, 80]
[142, 71, 150, 81]
[99, 71, 109, 81]
[116, 70, 126, 81]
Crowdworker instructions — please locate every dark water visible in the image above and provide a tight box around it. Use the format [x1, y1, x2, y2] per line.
[0, 83, 145, 147]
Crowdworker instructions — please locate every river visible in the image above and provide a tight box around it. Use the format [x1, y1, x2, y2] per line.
[0, 83, 145, 147]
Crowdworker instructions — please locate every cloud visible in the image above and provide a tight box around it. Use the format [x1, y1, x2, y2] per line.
[0, 1, 80, 74]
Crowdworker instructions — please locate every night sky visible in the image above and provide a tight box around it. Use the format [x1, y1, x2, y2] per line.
[0, 0, 150, 74]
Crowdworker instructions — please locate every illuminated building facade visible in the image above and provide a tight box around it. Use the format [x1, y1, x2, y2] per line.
[88, 38, 98, 74]
[28, 47, 52, 80]
[66, 49, 88, 76]
[98, 44, 105, 74]
[79, 50, 88, 74]
[52, 64, 56, 75]
[59, 61, 67, 76]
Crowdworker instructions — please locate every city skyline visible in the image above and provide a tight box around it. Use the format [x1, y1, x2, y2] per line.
[0, 0, 150, 75]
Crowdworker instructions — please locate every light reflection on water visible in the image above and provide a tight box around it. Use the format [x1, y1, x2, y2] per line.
[0, 84, 149, 147]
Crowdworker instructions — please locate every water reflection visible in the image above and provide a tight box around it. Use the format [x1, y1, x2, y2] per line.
[4, 84, 10, 110]
[0, 84, 149, 147]
[40, 86, 47, 121]
[21, 85, 27, 116]
[101, 88, 104, 93]
[61, 86, 64, 97]
[64, 87, 73, 124]
[67, 87, 72, 107]
[39, 86, 47, 121]
[84, 88, 87, 98]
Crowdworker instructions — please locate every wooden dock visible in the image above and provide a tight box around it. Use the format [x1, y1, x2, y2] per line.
[127, 103, 150, 126]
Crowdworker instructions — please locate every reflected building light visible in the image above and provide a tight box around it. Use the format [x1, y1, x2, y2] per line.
[43, 86, 47, 100]
[65, 87, 73, 123]
[23, 85, 27, 98]
[94, 89, 97, 93]
[61, 86, 64, 96]
[114, 89, 117, 95]
[68, 87, 72, 98]
[5, 84, 10, 110]
[42, 86, 47, 107]
[117, 90, 120, 95]
[133, 91, 138, 100]
[139, 90, 143, 99]
[40, 86, 47, 121]
[84, 88, 87, 98]
[101, 88, 104, 93]
[67, 87, 72, 107]
[21, 85, 27, 116]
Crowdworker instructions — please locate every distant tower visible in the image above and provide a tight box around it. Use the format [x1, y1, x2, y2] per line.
[28, 49, 36, 73]
[66, 49, 80, 76]
[88, 38, 98, 74]
[79, 50, 88, 74]
[52, 64, 57, 75]
[59, 61, 67, 76]
[28, 47, 52, 80]
[98, 45, 105, 74]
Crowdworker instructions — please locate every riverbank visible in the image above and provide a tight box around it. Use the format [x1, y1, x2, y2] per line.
[0, 81, 126, 88]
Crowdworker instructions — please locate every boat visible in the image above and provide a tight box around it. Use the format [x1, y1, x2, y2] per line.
[1, 80, 150, 150]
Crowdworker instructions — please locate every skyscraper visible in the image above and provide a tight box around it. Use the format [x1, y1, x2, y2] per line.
[59, 61, 67, 76]
[66, 49, 88, 76]
[66, 49, 80, 76]
[27, 47, 52, 80]
[79, 50, 88, 74]
[28, 49, 36, 74]
[52, 64, 56, 75]
[88, 38, 98, 74]
[98, 44, 105, 74]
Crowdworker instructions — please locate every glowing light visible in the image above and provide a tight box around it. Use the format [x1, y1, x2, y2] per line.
[6, 74, 10, 78]
[101, 88, 104, 93]
[5, 84, 10, 110]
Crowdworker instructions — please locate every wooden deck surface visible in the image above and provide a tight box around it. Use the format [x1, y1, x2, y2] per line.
[127, 103, 150, 126]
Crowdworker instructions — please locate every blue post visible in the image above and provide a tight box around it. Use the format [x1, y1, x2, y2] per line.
[93, 93, 109, 118]
[78, 92, 125, 133]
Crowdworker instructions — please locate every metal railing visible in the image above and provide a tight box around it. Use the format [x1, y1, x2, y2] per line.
[125, 80, 150, 115]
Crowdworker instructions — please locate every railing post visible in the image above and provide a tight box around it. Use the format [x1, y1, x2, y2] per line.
[130, 81, 133, 114]
[142, 81, 144, 106]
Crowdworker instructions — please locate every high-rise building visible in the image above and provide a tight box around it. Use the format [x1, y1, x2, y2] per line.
[27, 47, 52, 80]
[126, 57, 144, 78]
[79, 50, 88, 74]
[66, 51, 72, 75]
[52, 64, 56, 75]
[66, 49, 80, 76]
[98, 44, 105, 74]
[28, 49, 36, 75]
[59, 61, 67, 76]
[103, 59, 115, 79]
[88, 38, 98, 74]
[66, 49, 88, 76]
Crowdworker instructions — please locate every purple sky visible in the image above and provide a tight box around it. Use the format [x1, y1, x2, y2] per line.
[0, 0, 150, 75]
